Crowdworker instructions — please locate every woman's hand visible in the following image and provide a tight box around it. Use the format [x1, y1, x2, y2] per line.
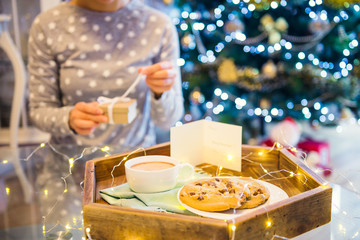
[69, 101, 108, 135]
[139, 61, 176, 99]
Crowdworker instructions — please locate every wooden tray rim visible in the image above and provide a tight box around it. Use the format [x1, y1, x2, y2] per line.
[83, 142, 331, 223]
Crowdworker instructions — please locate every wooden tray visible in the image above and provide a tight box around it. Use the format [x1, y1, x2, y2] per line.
[83, 143, 332, 239]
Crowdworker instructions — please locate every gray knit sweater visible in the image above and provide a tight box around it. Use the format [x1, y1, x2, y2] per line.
[28, 0, 184, 148]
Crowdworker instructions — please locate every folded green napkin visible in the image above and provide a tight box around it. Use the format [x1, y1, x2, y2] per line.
[100, 171, 211, 215]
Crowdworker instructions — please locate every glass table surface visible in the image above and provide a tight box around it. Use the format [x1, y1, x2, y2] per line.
[0, 143, 359, 240]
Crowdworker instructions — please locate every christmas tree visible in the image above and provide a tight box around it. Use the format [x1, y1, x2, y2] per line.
[172, 0, 360, 142]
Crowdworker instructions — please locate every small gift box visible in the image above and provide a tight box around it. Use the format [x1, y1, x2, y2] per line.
[98, 97, 137, 124]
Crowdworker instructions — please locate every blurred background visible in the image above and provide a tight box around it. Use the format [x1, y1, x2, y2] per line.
[173, 0, 360, 141]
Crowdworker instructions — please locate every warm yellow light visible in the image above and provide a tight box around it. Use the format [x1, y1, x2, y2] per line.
[258, 152, 264, 156]
[2, 160, 8, 164]
[228, 224, 236, 231]
[275, 142, 282, 149]
[227, 155, 233, 161]
[65, 224, 71, 230]
[219, 165, 223, 171]
[178, 205, 186, 210]
[290, 147, 297, 153]
[320, 183, 329, 189]
[86, 227, 91, 233]
[44, 189, 48, 196]
[73, 217, 77, 224]
[40, 143, 46, 147]
[104, 154, 110, 157]
[5, 187, 10, 195]
[101, 146, 110, 152]
[69, 158, 74, 168]
[192, 91, 201, 98]
[263, 169, 268, 173]
[64, 189, 68, 193]
[290, 172, 294, 177]
[266, 220, 272, 228]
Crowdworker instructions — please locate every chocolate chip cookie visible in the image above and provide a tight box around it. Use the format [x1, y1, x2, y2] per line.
[179, 177, 270, 212]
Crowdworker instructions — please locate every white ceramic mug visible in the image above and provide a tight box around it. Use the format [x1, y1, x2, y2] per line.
[125, 155, 194, 193]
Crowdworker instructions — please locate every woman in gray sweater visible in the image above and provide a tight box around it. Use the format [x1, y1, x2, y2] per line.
[28, 0, 184, 148]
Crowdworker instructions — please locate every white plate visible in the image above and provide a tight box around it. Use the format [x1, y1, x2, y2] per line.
[177, 177, 289, 220]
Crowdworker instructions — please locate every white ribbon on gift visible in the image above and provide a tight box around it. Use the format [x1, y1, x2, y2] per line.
[97, 96, 126, 124]
[97, 73, 146, 124]
[120, 73, 146, 100]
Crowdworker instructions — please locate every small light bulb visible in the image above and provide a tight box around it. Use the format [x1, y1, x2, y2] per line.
[228, 224, 236, 231]
[101, 146, 110, 152]
[290, 147, 297, 152]
[266, 220, 272, 228]
[69, 158, 74, 168]
[40, 143, 46, 147]
[321, 183, 329, 189]
[227, 155, 233, 161]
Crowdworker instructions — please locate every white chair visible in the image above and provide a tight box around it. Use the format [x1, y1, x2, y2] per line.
[0, 14, 35, 203]
[0, 14, 27, 150]
[0, 1, 51, 147]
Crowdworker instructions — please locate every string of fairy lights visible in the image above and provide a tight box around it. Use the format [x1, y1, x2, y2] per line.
[172, 0, 360, 126]
[1, 142, 110, 239]
[1, 139, 359, 239]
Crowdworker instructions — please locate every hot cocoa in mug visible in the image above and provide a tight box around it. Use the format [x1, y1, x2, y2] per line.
[125, 155, 194, 193]
[130, 161, 175, 171]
